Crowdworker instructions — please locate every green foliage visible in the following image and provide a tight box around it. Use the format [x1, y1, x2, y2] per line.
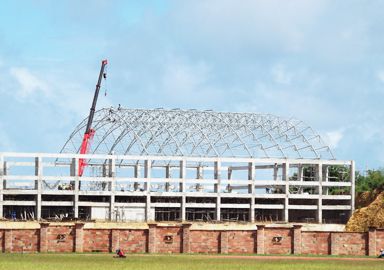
[355, 169, 384, 193]
[327, 165, 350, 195]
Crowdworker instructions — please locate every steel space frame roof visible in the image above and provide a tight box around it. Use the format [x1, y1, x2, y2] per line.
[60, 108, 334, 160]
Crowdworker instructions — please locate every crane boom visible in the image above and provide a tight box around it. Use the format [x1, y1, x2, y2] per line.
[78, 59, 108, 176]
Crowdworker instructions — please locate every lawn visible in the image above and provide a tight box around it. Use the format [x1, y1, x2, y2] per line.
[0, 254, 383, 270]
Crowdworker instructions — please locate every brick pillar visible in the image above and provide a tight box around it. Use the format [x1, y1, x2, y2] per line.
[0, 230, 3, 252]
[256, 225, 265, 254]
[182, 223, 191, 253]
[368, 227, 377, 256]
[220, 231, 229, 254]
[148, 223, 157, 253]
[4, 229, 12, 253]
[39, 222, 50, 252]
[292, 225, 302, 254]
[330, 233, 337, 255]
[111, 229, 120, 252]
[75, 222, 85, 253]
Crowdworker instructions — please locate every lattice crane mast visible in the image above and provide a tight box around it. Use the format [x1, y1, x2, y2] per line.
[78, 59, 108, 176]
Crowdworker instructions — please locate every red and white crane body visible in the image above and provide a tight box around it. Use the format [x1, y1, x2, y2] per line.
[78, 59, 108, 176]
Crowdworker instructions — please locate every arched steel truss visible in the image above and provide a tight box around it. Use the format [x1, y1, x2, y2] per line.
[60, 108, 335, 160]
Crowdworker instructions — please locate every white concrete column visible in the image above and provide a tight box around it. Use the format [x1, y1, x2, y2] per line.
[35, 157, 42, 220]
[72, 158, 79, 219]
[214, 161, 221, 193]
[298, 164, 303, 194]
[179, 160, 186, 192]
[0, 155, 3, 218]
[283, 162, 289, 222]
[248, 162, 255, 222]
[214, 161, 221, 221]
[324, 166, 329, 195]
[197, 166, 203, 179]
[350, 161, 355, 214]
[109, 158, 116, 221]
[181, 196, 186, 221]
[165, 165, 171, 192]
[144, 160, 152, 221]
[317, 163, 323, 223]
[134, 164, 141, 191]
[180, 160, 186, 221]
[146, 195, 152, 221]
[298, 164, 303, 181]
[273, 163, 278, 180]
[144, 160, 151, 191]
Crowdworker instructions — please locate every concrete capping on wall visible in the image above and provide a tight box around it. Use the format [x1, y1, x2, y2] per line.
[0, 222, 383, 256]
[190, 223, 258, 231]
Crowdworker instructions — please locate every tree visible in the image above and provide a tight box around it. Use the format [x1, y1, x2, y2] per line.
[355, 169, 384, 193]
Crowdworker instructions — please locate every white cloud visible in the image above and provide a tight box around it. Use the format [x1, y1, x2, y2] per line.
[9, 67, 50, 99]
[170, 0, 328, 53]
[271, 64, 292, 85]
[323, 130, 344, 149]
[162, 57, 211, 97]
[377, 70, 384, 83]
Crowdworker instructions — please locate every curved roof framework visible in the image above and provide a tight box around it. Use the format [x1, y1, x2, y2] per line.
[60, 108, 335, 160]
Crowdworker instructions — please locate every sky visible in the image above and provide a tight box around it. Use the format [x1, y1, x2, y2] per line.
[0, 0, 384, 171]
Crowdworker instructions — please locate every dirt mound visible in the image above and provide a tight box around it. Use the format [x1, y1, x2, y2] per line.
[355, 190, 381, 208]
[345, 191, 384, 232]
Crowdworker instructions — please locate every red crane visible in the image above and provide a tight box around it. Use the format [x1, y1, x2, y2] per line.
[78, 59, 108, 176]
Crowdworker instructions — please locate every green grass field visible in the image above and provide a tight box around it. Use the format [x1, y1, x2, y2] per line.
[0, 254, 383, 270]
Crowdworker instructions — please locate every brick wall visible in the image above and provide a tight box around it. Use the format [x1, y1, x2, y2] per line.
[376, 229, 384, 255]
[227, 231, 255, 254]
[8, 229, 39, 253]
[46, 226, 75, 252]
[1, 223, 384, 256]
[154, 227, 182, 253]
[301, 232, 330, 255]
[118, 230, 147, 253]
[190, 230, 220, 253]
[264, 228, 292, 255]
[83, 229, 111, 252]
[331, 232, 367, 256]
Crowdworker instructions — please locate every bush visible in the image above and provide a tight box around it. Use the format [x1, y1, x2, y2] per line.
[355, 169, 384, 193]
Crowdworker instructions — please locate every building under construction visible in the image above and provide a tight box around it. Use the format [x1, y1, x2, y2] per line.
[0, 108, 354, 224]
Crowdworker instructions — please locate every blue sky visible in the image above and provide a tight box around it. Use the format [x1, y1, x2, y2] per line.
[0, 0, 384, 171]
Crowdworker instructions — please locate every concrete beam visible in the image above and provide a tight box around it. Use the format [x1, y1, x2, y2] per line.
[2, 200, 36, 206]
[41, 201, 73, 206]
[254, 204, 284, 209]
[77, 202, 109, 207]
[322, 205, 351, 210]
[150, 202, 181, 207]
[220, 203, 250, 209]
[185, 203, 216, 208]
[0, 152, 353, 165]
[288, 205, 318, 210]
